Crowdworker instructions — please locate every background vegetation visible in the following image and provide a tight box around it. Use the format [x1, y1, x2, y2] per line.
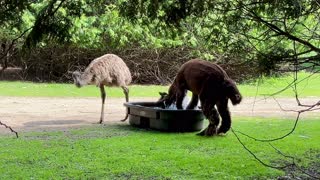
[1, 0, 319, 84]
[0, 1, 319, 179]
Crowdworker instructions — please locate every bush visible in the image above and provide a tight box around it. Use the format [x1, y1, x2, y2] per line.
[9, 45, 257, 84]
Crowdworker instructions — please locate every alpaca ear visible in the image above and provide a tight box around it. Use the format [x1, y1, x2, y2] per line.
[158, 92, 168, 101]
[159, 92, 168, 96]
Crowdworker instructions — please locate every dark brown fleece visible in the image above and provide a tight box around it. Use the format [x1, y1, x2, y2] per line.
[164, 59, 242, 135]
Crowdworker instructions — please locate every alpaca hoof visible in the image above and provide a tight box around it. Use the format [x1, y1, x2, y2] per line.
[196, 129, 206, 136]
[204, 131, 215, 136]
[218, 132, 227, 136]
[205, 126, 218, 136]
[217, 127, 229, 135]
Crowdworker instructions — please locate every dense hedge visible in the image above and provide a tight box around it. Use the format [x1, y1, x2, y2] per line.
[2, 46, 258, 84]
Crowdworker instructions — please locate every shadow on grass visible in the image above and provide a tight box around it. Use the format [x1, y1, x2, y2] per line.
[24, 120, 86, 127]
[20, 123, 169, 140]
[109, 123, 206, 135]
[19, 122, 208, 141]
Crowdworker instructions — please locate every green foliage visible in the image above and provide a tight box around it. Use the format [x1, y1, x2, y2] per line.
[1, 0, 319, 77]
[0, 118, 319, 179]
[0, 1, 29, 26]
[256, 47, 291, 75]
[119, 0, 320, 68]
[24, 0, 84, 48]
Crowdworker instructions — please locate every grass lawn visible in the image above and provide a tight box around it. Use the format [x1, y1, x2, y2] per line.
[0, 117, 319, 179]
[0, 71, 319, 179]
[0, 72, 319, 97]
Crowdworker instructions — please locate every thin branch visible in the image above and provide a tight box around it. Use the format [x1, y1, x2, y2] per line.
[245, 9, 320, 53]
[0, 27, 33, 61]
[231, 128, 293, 169]
[233, 66, 319, 179]
[0, 121, 18, 138]
[257, 70, 320, 101]
[234, 112, 301, 142]
[269, 143, 320, 179]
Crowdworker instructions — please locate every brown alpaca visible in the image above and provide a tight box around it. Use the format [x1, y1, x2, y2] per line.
[72, 54, 132, 124]
[162, 59, 242, 136]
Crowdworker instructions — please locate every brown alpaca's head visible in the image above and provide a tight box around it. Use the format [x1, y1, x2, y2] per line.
[224, 79, 242, 105]
[164, 85, 178, 107]
[155, 92, 168, 108]
[158, 92, 168, 101]
[156, 86, 176, 108]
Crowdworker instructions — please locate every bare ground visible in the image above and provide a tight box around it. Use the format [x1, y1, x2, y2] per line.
[0, 96, 319, 134]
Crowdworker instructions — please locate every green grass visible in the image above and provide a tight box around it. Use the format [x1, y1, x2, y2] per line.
[0, 72, 318, 179]
[0, 117, 319, 179]
[0, 83, 169, 97]
[240, 72, 320, 97]
[0, 72, 319, 97]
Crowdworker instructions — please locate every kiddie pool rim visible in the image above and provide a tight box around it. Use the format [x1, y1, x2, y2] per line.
[123, 101, 204, 132]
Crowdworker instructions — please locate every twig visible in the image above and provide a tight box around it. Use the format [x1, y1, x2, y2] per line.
[269, 143, 320, 179]
[233, 126, 320, 179]
[0, 121, 19, 138]
[233, 59, 319, 178]
[254, 70, 320, 103]
[234, 112, 301, 142]
[0, 27, 33, 61]
[231, 128, 293, 169]
[236, 96, 319, 143]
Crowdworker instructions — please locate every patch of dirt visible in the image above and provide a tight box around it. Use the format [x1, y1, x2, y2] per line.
[0, 96, 319, 134]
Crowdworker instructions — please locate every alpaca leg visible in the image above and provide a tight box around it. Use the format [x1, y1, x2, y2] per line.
[176, 89, 186, 109]
[120, 86, 129, 122]
[99, 85, 106, 124]
[186, 93, 199, 109]
[198, 107, 220, 136]
[217, 99, 232, 134]
[197, 98, 220, 136]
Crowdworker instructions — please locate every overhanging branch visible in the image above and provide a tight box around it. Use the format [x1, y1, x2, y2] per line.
[247, 10, 320, 53]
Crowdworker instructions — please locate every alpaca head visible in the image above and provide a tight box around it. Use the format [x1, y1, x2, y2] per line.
[156, 91, 177, 109]
[224, 79, 242, 105]
[155, 92, 168, 109]
[158, 92, 168, 101]
[164, 85, 178, 107]
[72, 71, 82, 88]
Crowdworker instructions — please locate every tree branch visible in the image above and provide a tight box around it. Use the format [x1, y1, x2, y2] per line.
[0, 121, 18, 138]
[247, 10, 320, 53]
